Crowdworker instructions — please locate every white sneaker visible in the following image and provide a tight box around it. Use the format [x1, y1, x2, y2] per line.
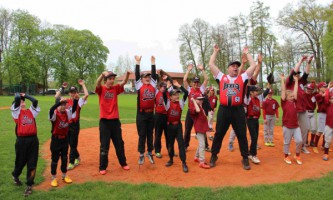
[249, 155, 260, 164]
[301, 147, 310, 154]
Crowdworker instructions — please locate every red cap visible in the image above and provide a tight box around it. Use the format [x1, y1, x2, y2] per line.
[305, 83, 315, 90]
[317, 82, 328, 88]
[268, 89, 273, 94]
[193, 93, 205, 100]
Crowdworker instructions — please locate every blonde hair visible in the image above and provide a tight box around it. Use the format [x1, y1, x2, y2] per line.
[286, 90, 293, 97]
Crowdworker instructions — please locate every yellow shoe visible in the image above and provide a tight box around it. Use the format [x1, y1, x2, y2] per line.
[313, 147, 319, 154]
[62, 175, 72, 184]
[51, 178, 58, 187]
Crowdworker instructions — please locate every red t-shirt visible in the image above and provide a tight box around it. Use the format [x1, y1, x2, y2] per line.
[304, 92, 317, 111]
[208, 95, 218, 109]
[15, 109, 37, 137]
[66, 98, 82, 123]
[155, 91, 168, 114]
[167, 101, 182, 123]
[281, 99, 299, 129]
[188, 87, 204, 110]
[262, 98, 279, 115]
[217, 72, 247, 106]
[247, 97, 261, 118]
[52, 110, 70, 136]
[286, 70, 307, 112]
[315, 94, 327, 113]
[95, 84, 124, 119]
[326, 104, 333, 128]
[138, 84, 155, 110]
[190, 106, 210, 133]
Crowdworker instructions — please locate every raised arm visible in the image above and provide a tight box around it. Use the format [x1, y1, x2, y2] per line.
[238, 53, 247, 76]
[24, 94, 38, 108]
[174, 80, 188, 102]
[78, 79, 89, 101]
[134, 55, 142, 82]
[293, 75, 298, 101]
[209, 44, 221, 78]
[55, 82, 67, 99]
[252, 53, 262, 81]
[197, 64, 208, 88]
[281, 74, 286, 101]
[120, 70, 131, 87]
[304, 55, 313, 75]
[151, 56, 157, 81]
[183, 64, 193, 90]
[49, 99, 63, 119]
[244, 47, 256, 78]
[13, 93, 21, 108]
[96, 71, 109, 88]
[191, 98, 200, 113]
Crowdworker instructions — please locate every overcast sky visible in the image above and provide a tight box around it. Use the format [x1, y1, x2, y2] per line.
[1, 0, 331, 72]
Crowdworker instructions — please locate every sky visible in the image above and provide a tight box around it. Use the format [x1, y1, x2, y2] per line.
[1, 0, 331, 72]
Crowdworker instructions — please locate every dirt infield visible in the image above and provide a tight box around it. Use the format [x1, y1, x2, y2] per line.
[35, 123, 333, 190]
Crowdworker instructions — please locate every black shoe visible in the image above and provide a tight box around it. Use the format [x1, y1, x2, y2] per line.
[165, 160, 173, 167]
[182, 163, 189, 173]
[205, 147, 211, 152]
[242, 158, 251, 170]
[12, 176, 22, 186]
[23, 186, 32, 197]
[209, 155, 218, 167]
[310, 141, 315, 147]
[146, 153, 155, 164]
[138, 155, 145, 165]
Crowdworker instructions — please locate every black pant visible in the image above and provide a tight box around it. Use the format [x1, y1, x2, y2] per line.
[154, 113, 168, 153]
[50, 136, 69, 175]
[247, 118, 259, 156]
[184, 110, 193, 148]
[211, 105, 249, 159]
[136, 111, 154, 154]
[12, 136, 39, 186]
[167, 123, 186, 162]
[68, 121, 80, 164]
[99, 119, 127, 170]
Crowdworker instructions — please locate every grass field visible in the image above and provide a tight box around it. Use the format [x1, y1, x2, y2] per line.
[1, 94, 333, 200]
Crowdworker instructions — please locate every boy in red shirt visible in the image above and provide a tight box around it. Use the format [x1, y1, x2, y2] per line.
[304, 82, 317, 149]
[49, 98, 78, 187]
[163, 81, 189, 172]
[191, 93, 211, 169]
[207, 87, 218, 140]
[262, 89, 279, 147]
[314, 82, 328, 152]
[95, 70, 130, 175]
[11, 93, 40, 197]
[322, 82, 333, 160]
[281, 74, 303, 165]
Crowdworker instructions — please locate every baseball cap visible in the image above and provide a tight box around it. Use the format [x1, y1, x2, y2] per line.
[104, 71, 117, 79]
[228, 61, 241, 67]
[193, 93, 205, 100]
[305, 83, 315, 90]
[140, 72, 151, 78]
[268, 89, 273, 94]
[317, 82, 328, 88]
[248, 85, 260, 92]
[170, 89, 181, 96]
[69, 86, 78, 93]
[292, 70, 302, 75]
[158, 82, 167, 88]
[210, 87, 215, 91]
[192, 77, 200, 82]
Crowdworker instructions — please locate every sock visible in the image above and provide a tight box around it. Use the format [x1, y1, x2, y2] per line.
[322, 135, 326, 147]
[62, 173, 66, 179]
[314, 134, 320, 147]
[52, 175, 56, 180]
[284, 154, 289, 158]
[325, 148, 329, 154]
[310, 134, 315, 143]
[296, 153, 300, 157]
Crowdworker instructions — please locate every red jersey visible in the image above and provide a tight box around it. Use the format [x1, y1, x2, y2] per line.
[217, 72, 247, 106]
[190, 106, 210, 133]
[138, 84, 155, 110]
[95, 84, 124, 119]
[66, 98, 86, 122]
[208, 95, 218, 109]
[15, 109, 37, 137]
[246, 96, 261, 118]
[325, 90, 333, 128]
[51, 110, 70, 137]
[281, 99, 299, 129]
[304, 92, 316, 111]
[187, 86, 205, 110]
[155, 91, 168, 114]
[315, 94, 327, 113]
[262, 98, 279, 115]
[286, 70, 307, 112]
[167, 101, 183, 123]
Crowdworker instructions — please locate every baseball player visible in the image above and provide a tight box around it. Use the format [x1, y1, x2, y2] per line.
[322, 82, 333, 161]
[304, 82, 317, 149]
[208, 45, 257, 170]
[11, 93, 40, 197]
[95, 70, 131, 175]
[262, 88, 279, 147]
[135, 55, 157, 165]
[207, 87, 218, 140]
[49, 98, 78, 187]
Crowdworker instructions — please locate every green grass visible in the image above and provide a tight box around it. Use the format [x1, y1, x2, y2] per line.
[0, 94, 332, 200]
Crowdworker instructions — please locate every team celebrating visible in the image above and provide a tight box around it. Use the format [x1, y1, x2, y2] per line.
[10, 45, 333, 196]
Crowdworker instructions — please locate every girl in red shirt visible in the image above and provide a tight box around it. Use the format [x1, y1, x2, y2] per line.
[322, 83, 333, 160]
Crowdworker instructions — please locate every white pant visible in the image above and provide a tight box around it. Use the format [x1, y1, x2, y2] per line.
[264, 115, 276, 143]
[208, 110, 215, 129]
[324, 126, 333, 149]
[195, 133, 206, 162]
[306, 111, 316, 133]
[283, 126, 302, 154]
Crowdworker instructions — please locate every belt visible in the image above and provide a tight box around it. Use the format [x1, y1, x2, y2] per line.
[52, 135, 67, 139]
[307, 110, 314, 113]
[139, 108, 154, 113]
[247, 116, 259, 119]
[168, 121, 180, 125]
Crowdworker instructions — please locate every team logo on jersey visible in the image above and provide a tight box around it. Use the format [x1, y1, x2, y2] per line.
[253, 105, 260, 112]
[104, 91, 114, 99]
[223, 83, 240, 96]
[170, 109, 179, 117]
[143, 89, 154, 101]
[157, 96, 164, 106]
[22, 115, 33, 126]
[58, 121, 69, 129]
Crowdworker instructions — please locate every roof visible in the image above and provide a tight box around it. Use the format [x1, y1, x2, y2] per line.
[116, 69, 185, 81]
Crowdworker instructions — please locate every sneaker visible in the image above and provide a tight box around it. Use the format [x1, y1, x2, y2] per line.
[248, 155, 260, 164]
[313, 147, 319, 154]
[12, 176, 22, 186]
[284, 156, 292, 164]
[301, 147, 310, 154]
[199, 162, 211, 169]
[62, 175, 73, 184]
[264, 142, 270, 146]
[330, 148, 333, 152]
[242, 158, 251, 170]
[23, 186, 32, 197]
[182, 163, 189, 173]
[310, 141, 315, 147]
[209, 155, 218, 167]
[67, 163, 75, 170]
[205, 147, 211, 152]
[155, 153, 162, 158]
[269, 142, 275, 147]
[194, 157, 200, 163]
[294, 156, 302, 165]
[209, 135, 214, 141]
[146, 153, 155, 164]
[165, 160, 173, 167]
[99, 170, 106, 175]
[122, 165, 130, 170]
[228, 143, 234, 152]
[323, 154, 329, 161]
[74, 158, 80, 166]
[138, 155, 145, 165]
[51, 178, 58, 187]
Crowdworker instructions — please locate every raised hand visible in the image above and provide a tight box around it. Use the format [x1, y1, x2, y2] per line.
[162, 74, 168, 80]
[197, 64, 204, 71]
[151, 56, 155, 64]
[280, 73, 284, 79]
[62, 82, 68, 88]
[102, 71, 109, 77]
[213, 44, 220, 53]
[134, 55, 142, 62]
[308, 55, 314, 64]
[257, 53, 263, 63]
[78, 79, 84, 85]
[329, 81, 333, 89]
[241, 54, 248, 64]
[20, 93, 25, 97]
[242, 46, 249, 55]
[301, 55, 308, 62]
[187, 63, 193, 71]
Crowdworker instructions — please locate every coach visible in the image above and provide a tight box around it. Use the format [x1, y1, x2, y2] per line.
[209, 44, 257, 170]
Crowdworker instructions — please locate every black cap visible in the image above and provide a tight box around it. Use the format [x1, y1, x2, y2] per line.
[170, 89, 181, 96]
[158, 82, 167, 87]
[293, 71, 302, 75]
[248, 85, 260, 92]
[228, 61, 241, 67]
[140, 72, 151, 78]
[105, 71, 117, 79]
[69, 86, 78, 93]
[192, 77, 200, 82]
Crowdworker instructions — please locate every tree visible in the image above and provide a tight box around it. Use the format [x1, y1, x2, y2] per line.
[322, 2, 333, 81]
[114, 54, 134, 75]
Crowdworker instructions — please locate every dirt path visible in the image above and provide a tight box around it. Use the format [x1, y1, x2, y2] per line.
[35, 123, 333, 190]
